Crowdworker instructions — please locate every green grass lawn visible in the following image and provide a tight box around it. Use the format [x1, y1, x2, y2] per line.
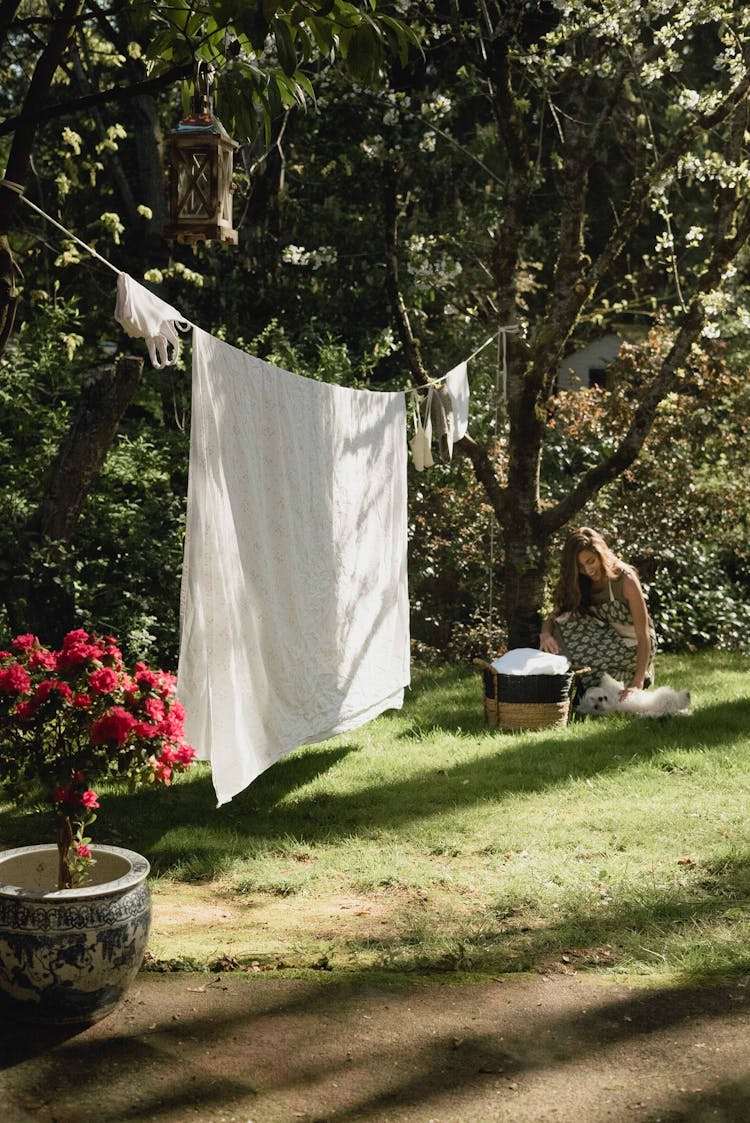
[3, 650, 749, 984]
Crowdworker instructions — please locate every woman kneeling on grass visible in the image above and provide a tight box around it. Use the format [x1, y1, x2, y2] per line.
[539, 526, 656, 700]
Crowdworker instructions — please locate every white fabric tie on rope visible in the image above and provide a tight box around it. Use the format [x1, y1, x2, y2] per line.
[114, 273, 192, 369]
[444, 361, 469, 440]
[409, 385, 435, 471]
[6, 183, 192, 370]
[497, 324, 520, 401]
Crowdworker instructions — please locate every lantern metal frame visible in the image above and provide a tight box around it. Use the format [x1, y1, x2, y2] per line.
[165, 61, 239, 245]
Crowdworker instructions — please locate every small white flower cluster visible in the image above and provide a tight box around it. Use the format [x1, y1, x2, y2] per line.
[281, 244, 338, 269]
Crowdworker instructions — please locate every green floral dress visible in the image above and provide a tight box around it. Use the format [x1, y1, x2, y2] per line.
[552, 574, 655, 689]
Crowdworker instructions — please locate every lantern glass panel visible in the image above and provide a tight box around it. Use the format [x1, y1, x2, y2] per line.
[177, 150, 213, 219]
[218, 147, 233, 224]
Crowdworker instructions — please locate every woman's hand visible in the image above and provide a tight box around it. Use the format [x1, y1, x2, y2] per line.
[539, 632, 559, 655]
[619, 680, 644, 701]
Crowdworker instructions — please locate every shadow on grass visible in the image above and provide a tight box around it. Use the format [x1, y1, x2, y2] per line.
[85, 691, 750, 870]
[339, 844, 750, 983]
[0, 742, 358, 854]
[2, 664, 748, 870]
[4, 674, 745, 873]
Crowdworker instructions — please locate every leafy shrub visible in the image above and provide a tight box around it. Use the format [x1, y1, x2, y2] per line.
[647, 546, 750, 653]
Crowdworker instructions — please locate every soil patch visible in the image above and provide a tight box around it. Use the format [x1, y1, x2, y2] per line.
[2, 969, 750, 1122]
[148, 881, 472, 970]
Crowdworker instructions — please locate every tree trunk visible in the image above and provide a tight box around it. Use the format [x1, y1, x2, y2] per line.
[502, 383, 547, 649]
[0, 233, 18, 354]
[35, 356, 144, 541]
[0, 356, 144, 643]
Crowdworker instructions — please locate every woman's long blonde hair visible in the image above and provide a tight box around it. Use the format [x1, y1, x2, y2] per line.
[552, 527, 634, 614]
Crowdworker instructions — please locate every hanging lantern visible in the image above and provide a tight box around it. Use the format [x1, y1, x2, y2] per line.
[165, 61, 238, 245]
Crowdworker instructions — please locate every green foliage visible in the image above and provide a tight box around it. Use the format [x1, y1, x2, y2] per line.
[2, 0, 750, 660]
[140, 0, 419, 142]
[648, 545, 750, 653]
[74, 428, 187, 662]
[0, 294, 189, 662]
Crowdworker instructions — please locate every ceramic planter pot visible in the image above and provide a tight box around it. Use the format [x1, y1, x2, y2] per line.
[0, 843, 151, 1026]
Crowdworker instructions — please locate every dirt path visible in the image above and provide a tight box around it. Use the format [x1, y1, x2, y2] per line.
[2, 969, 750, 1123]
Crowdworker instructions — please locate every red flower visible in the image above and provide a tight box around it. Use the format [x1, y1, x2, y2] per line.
[62, 628, 89, 644]
[56, 629, 105, 669]
[151, 757, 172, 785]
[36, 680, 73, 703]
[157, 704, 186, 740]
[55, 786, 81, 809]
[0, 664, 32, 694]
[176, 744, 196, 767]
[90, 706, 137, 745]
[81, 789, 99, 810]
[144, 697, 166, 723]
[134, 664, 161, 691]
[133, 720, 159, 739]
[73, 693, 92, 708]
[12, 634, 38, 652]
[158, 744, 177, 766]
[73, 843, 92, 859]
[14, 700, 37, 720]
[28, 649, 57, 671]
[89, 667, 120, 694]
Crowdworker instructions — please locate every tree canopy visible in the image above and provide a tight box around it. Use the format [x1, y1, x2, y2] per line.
[0, 0, 748, 659]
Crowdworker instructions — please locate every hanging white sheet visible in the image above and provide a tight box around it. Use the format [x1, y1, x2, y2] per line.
[178, 328, 410, 805]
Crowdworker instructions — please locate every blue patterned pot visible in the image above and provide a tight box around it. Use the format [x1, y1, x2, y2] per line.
[0, 843, 151, 1026]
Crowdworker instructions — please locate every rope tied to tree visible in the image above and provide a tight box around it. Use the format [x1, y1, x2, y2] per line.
[1, 179, 121, 277]
[487, 323, 520, 652]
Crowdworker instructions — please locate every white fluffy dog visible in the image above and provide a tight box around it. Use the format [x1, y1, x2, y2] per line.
[576, 672, 691, 718]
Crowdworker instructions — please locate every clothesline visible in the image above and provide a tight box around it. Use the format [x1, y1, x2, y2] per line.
[405, 327, 516, 396]
[4, 179, 518, 393]
[3, 181, 509, 801]
[2, 179, 122, 278]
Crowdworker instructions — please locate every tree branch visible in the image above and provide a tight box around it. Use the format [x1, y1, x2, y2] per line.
[0, 0, 86, 228]
[382, 160, 430, 384]
[526, 69, 750, 395]
[455, 433, 508, 519]
[485, 31, 532, 319]
[0, 0, 23, 54]
[0, 61, 193, 142]
[383, 158, 508, 517]
[541, 203, 750, 536]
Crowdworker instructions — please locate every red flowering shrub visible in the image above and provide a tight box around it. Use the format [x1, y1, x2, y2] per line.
[0, 629, 196, 888]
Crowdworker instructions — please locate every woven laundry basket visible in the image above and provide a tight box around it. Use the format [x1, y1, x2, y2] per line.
[473, 656, 585, 731]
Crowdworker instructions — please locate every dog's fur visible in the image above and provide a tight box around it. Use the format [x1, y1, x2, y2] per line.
[576, 672, 691, 718]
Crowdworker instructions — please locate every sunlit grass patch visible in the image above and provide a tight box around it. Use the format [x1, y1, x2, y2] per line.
[2, 651, 748, 983]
